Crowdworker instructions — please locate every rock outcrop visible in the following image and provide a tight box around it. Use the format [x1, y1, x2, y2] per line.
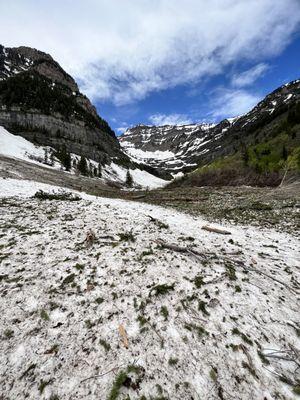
[0, 44, 128, 165]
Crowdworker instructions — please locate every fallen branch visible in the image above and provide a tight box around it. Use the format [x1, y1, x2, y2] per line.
[146, 321, 164, 346]
[201, 225, 231, 235]
[245, 264, 298, 294]
[80, 366, 122, 384]
[155, 239, 207, 261]
[132, 194, 147, 200]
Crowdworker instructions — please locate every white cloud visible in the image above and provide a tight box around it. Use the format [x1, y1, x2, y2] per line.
[209, 88, 261, 120]
[116, 126, 128, 134]
[0, 1, 299, 105]
[231, 63, 269, 87]
[149, 113, 193, 126]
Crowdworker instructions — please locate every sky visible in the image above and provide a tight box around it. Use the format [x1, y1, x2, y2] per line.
[1, 0, 300, 135]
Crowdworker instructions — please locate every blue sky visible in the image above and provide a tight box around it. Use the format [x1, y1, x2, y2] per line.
[97, 34, 300, 134]
[1, 0, 300, 134]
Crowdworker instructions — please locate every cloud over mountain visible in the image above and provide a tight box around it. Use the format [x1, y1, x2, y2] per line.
[1, 0, 300, 105]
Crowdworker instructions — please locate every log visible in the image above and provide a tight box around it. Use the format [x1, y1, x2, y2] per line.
[201, 225, 231, 235]
[155, 239, 207, 261]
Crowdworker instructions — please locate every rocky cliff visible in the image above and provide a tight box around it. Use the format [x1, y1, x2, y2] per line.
[0, 45, 128, 165]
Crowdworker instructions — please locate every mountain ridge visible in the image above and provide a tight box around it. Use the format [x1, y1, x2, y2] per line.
[120, 79, 300, 178]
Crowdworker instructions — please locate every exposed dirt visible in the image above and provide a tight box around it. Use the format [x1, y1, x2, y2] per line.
[0, 155, 299, 235]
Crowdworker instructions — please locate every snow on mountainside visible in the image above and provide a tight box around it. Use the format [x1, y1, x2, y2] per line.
[0, 178, 299, 399]
[119, 121, 235, 174]
[120, 79, 300, 174]
[0, 126, 167, 189]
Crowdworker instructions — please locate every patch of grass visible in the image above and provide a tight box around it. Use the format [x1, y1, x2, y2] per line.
[150, 283, 175, 296]
[139, 248, 154, 259]
[40, 309, 50, 321]
[160, 306, 169, 321]
[198, 300, 210, 316]
[74, 263, 85, 271]
[225, 262, 237, 281]
[99, 339, 111, 352]
[62, 273, 75, 285]
[194, 275, 205, 288]
[107, 365, 143, 400]
[210, 368, 218, 382]
[250, 202, 272, 211]
[39, 379, 52, 394]
[293, 386, 300, 395]
[4, 328, 14, 338]
[184, 323, 208, 338]
[45, 344, 59, 354]
[85, 319, 96, 329]
[137, 315, 148, 327]
[257, 350, 270, 365]
[168, 357, 179, 366]
[118, 231, 135, 242]
[232, 327, 253, 345]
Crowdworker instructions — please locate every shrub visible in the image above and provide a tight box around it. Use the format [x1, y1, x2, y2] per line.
[33, 190, 81, 201]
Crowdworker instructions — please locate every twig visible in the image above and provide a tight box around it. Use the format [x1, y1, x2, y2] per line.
[146, 320, 164, 346]
[245, 264, 298, 294]
[80, 365, 122, 384]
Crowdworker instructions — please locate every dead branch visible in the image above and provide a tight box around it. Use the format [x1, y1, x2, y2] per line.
[146, 320, 164, 346]
[80, 365, 123, 384]
[244, 264, 298, 294]
[131, 194, 147, 199]
[201, 225, 231, 235]
[155, 239, 207, 262]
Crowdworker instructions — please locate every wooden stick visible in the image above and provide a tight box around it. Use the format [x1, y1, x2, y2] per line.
[201, 225, 231, 235]
[155, 239, 207, 261]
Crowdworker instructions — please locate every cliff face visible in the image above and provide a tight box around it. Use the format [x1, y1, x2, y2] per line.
[0, 45, 128, 165]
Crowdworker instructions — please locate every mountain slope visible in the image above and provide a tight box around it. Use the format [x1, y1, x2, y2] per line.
[120, 79, 300, 178]
[0, 45, 127, 166]
[0, 126, 167, 189]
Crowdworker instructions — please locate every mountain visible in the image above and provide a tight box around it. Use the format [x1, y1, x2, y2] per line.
[0, 45, 128, 166]
[120, 79, 300, 181]
[0, 45, 169, 187]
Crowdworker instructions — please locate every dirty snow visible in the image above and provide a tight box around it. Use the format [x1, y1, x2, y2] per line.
[0, 126, 48, 166]
[0, 178, 299, 399]
[0, 127, 167, 190]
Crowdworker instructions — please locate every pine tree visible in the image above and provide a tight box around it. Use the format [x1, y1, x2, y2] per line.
[78, 155, 88, 175]
[125, 169, 133, 187]
[44, 148, 49, 164]
[98, 163, 102, 178]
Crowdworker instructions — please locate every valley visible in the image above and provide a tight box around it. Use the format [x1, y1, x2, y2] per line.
[0, 42, 299, 400]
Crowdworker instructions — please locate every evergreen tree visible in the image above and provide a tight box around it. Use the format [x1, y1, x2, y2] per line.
[125, 169, 133, 187]
[282, 145, 288, 161]
[56, 145, 71, 171]
[98, 163, 102, 178]
[78, 155, 88, 175]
